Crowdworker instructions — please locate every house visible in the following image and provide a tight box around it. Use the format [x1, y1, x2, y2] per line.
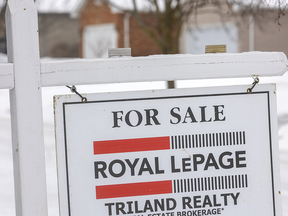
[75, 0, 163, 58]
[1, 0, 285, 59]
[74, 0, 288, 58]
[38, 13, 79, 58]
[182, 6, 288, 55]
[0, 1, 80, 58]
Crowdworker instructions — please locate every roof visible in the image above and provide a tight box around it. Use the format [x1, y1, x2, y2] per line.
[36, 0, 152, 16]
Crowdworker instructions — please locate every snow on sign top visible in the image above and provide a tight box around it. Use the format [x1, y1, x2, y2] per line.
[54, 83, 282, 216]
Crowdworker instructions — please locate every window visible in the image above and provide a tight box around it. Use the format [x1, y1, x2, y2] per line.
[83, 23, 118, 58]
[185, 23, 238, 54]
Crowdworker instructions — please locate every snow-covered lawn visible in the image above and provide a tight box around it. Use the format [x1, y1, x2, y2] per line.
[0, 74, 287, 216]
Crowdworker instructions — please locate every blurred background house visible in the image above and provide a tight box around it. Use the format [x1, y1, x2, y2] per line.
[77, 0, 163, 57]
[75, 0, 288, 58]
[38, 13, 79, 58]
[0, 0, 287, 58]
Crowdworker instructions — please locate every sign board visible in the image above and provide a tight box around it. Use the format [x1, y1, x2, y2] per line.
[54, 84, 282, 216]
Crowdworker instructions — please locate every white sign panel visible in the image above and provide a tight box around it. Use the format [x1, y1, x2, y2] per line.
[54, 84, 282, 216]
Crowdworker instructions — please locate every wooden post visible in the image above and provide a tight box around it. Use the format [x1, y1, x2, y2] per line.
[5, 0, 48, 215]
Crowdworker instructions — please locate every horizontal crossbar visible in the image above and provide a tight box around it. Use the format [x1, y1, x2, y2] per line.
[1, 52, 287, 89]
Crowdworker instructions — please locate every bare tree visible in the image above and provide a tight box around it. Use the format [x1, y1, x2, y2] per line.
[102, 0, 287, 55]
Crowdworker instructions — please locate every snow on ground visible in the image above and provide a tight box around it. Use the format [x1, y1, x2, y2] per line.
[0, 72, 288, 216]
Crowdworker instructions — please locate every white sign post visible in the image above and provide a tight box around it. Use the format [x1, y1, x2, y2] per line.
[0, 1, 287, 216]
[54, 84, 281, 216]
[5, 1, 47, 216]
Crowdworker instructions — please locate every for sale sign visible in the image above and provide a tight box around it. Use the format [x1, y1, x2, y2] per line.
[54, 84, 282, 216]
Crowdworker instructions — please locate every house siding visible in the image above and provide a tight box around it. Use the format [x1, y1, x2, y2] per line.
[38, 13, 79, 58]
[79, 0, 162, 57]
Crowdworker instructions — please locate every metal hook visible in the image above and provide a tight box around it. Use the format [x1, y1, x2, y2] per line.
[247, 77, 259, 94]
[66, 85, 87, 103]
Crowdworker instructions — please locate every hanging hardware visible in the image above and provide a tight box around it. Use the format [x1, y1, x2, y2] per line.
[247, 77, 259, 94]
[66, 85, 87, 103]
